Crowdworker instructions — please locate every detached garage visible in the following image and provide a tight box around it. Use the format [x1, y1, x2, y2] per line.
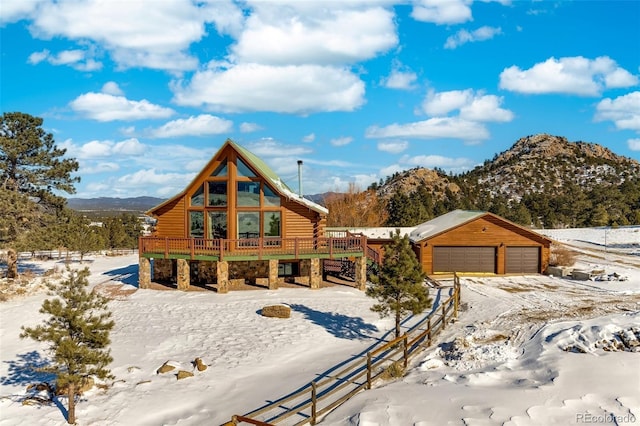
[410, 210, 551, 275]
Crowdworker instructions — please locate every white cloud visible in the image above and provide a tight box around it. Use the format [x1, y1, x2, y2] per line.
[302, 133, 316, 143]
[377, 140, 409, 153]
[411, 0, 473, 25]
[21, 0, 244, 72]
[594, 91, 640, 132]
[70, 92, 175, 121]
[366, 117, 489, 141]
[81, 162, 120, 174]
[232, 5, 397, 65]
[444, 26, 502, 49]
[240, 122, 262, 133]
[102, 81, 124, 96]
[60, 138, 146, 159]
[245, 139, 313, 158]
[116, 168, 195, 189]
[422, 89, 514, 122]
[171, 63, 365, 114]
[330, 136, 354, 147]
[149, 114, 233, 138]
[27, 48, 102, 71]
[383, 61, 418, 90]
[0, 0, 45, 24]
[499, 56, 639, 96]
[628, 139, 640, 151]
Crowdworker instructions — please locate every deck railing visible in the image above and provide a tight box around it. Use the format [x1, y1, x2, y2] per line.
[139, 235, 367, 261]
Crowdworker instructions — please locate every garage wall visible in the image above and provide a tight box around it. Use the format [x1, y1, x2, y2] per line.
[418, 216, 549, 275]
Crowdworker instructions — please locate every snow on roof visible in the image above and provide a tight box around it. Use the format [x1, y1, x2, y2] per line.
[409, 210, 487, 243]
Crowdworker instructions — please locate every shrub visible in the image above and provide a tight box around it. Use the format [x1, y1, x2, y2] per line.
[549, 243, 577, 267]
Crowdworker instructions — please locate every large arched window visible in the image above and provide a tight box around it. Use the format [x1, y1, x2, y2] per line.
[187, 154, 282, 245]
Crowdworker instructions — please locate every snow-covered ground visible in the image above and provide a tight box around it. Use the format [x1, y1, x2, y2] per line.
[1, 227, 639, 426]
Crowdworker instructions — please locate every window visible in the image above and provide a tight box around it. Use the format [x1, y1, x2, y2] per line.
[237, 181, 260, 207]
[236, 158, 256, 178]
[191, 184, 204, 206]
[189, 211, 204, 238]
[264, 183, 280, 207]
[237, 212, 260, 239]
[263, 212, 280, 237]
[211, 160, 227, 177]
[208, 182, 227, 206]
[208, 212, 227, 239]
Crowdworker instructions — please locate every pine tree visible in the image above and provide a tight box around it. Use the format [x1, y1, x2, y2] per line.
[21, 268, 114, 424]
[366, 230, 431, 339]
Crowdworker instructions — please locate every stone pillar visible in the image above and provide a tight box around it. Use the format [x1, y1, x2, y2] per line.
[355, 256, 367, 291]
[309, 258, 320, 289]
[177, 259, 190, 291]
[139, 257, 151, 289]
[217, 260, 229, 294]
[268, 259, 279, 290]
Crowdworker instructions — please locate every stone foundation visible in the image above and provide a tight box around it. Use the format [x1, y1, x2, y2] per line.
[139, 257, 151, 289]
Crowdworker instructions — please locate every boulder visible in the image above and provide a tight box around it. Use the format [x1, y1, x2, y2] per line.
[176, 370, 194, 380]
[261, 304, 291, 318]
[194, 357, 207, 372]
[157, 361, 177, 374]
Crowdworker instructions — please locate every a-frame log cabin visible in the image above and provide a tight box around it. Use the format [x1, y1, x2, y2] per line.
[138, 139, 368, 292]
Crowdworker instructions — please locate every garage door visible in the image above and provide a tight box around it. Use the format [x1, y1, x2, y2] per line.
[506, 247, 540, 274]
[433, 247, 496, 273]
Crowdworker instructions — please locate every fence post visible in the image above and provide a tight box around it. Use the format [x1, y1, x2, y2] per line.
[367, 352, 372, 389]
[164, 237, 169, 259]
[427, 317, 432, 346]
[403, 333, 408, 368]
[311, 381, 317, 425]
[442, 304, 446, 330]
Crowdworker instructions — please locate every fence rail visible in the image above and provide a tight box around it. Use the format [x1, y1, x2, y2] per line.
[228, 275, 462, 426]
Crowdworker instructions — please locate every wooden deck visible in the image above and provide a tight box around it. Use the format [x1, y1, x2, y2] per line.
[139, 235, 367, 262]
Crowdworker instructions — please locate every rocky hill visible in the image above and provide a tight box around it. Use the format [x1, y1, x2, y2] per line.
[370, 133, 640, 227]
[468, 134, 640, 199]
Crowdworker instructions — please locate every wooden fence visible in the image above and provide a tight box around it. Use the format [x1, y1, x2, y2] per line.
[227, 275, 462, 426]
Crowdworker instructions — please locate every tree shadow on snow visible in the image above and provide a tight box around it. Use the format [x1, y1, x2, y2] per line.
[289, 304, 378, 340]
[0, 350, 56, 387]
[103, 264, 139, 287]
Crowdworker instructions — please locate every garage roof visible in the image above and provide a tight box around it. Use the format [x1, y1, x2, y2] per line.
[409, 210, 492, 243]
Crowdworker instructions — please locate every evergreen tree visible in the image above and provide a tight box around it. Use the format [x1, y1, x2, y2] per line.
[1, 112, 79, 208]
[21, 268, 114, 424]
[366, 230, 431, 339]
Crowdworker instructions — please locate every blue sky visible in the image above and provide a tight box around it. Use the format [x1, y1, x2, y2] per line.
[2, 0, 639, 199]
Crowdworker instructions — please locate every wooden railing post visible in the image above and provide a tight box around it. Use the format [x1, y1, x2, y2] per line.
[219, 239, 224, 261]
[403, 333, 408, 368]
[329, 237, 334, 258]
[427, 317, 432, 346]
[366, 352, 372, 389]
[311, 381, 317, 425]
[442, 304, 446, 330]
[164, 238, 169, 259]
[190, 239, 195, 259]
[294, 238, 299, 258]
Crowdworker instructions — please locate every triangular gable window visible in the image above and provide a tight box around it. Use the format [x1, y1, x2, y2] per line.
[236, 158, 256, 178]
[211, 160, 227, 177]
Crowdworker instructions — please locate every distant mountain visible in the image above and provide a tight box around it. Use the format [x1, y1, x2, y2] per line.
[67, 196, 165, 215]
